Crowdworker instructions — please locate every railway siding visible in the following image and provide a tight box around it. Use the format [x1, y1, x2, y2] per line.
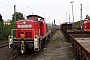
[69, 34, 90, 60]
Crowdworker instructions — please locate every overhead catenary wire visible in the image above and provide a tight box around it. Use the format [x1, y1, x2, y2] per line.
[0, 1, 35, 19]
[0, 2, 13, 8]
[0, 1, 35, 15]
[0, 1, 24, 15]
[0, 1, 26, 12]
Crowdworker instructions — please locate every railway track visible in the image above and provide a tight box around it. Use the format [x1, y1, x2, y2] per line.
[9, 53, 20, 60]
[9, 52, 37, 60]
[27, 52, 37, 60]
[60, 23, 90, 60]
[0, 41, 8, 48]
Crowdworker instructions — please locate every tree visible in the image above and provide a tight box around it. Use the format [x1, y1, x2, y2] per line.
[85, 15, 89, 19]
[0, 14, 3, 22]
[12, 12, 25, 21]
[0, 21, 16, 40]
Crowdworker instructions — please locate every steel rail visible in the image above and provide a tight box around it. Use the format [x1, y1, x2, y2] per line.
[0, 41, 8, 48]
[9, 53, 20, 60]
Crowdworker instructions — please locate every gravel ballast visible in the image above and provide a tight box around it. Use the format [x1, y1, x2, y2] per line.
[32, 30, 77, 60]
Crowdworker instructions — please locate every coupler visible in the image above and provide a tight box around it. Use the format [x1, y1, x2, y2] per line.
[20, 40, 25, 54]
[20, 34, 25, 54]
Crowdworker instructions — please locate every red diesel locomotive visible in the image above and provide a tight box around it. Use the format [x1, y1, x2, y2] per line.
[9, 15, 51, 54]
[82, 19, 90, 32]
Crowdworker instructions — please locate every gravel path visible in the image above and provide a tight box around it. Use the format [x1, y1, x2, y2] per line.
[32, 30, 76, 60]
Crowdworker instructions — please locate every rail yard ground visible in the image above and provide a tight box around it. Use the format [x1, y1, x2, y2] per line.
[0, 46, 19, 60]
[0, 30, 78, 60]
[31, 30, 77, 60]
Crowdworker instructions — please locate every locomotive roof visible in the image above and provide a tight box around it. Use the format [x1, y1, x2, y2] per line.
[27, 15, 44, 19]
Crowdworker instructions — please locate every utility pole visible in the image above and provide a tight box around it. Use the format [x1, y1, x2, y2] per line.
[66, 13, 68, 22]
[69, 14, 70, 24]
[54, 19, 55, 25]
[80, 4, 82, 29]
[63, 17, 65, 22]
[14, 5, 16, 21]
[70, 1, 74, 30]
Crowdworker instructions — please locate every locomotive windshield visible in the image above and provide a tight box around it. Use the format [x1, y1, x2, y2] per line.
[27, 16, 41, 21]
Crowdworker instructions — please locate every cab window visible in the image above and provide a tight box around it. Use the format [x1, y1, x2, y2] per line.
[27, 17, 32, 20]
[35, 17, 38, 21]
[88, 20, 90, 22]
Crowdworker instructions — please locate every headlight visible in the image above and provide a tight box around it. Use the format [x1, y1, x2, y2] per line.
[34, 39, 37, 41]
[9, 35, 13, 42]
[85, 25, 86, 28]
[81, 26, 82, 29]
[9, 39, 12, 42]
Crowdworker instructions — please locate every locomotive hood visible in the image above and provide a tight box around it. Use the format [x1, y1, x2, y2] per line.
[16, 20, 34, 25]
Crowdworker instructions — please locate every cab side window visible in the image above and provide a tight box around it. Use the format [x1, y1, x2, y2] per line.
[88, 20, 90, 22]
[27, 17, 32, 20]
[35, 17, 38, 21]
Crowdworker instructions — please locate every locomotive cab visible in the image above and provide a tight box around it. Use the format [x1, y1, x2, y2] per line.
[82, 19, 90, 32]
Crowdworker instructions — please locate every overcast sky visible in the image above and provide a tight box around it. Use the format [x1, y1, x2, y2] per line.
[0, 0, 90, 25]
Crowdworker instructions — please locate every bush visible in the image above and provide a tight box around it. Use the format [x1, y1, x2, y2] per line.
[0, 21, 16, 40]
